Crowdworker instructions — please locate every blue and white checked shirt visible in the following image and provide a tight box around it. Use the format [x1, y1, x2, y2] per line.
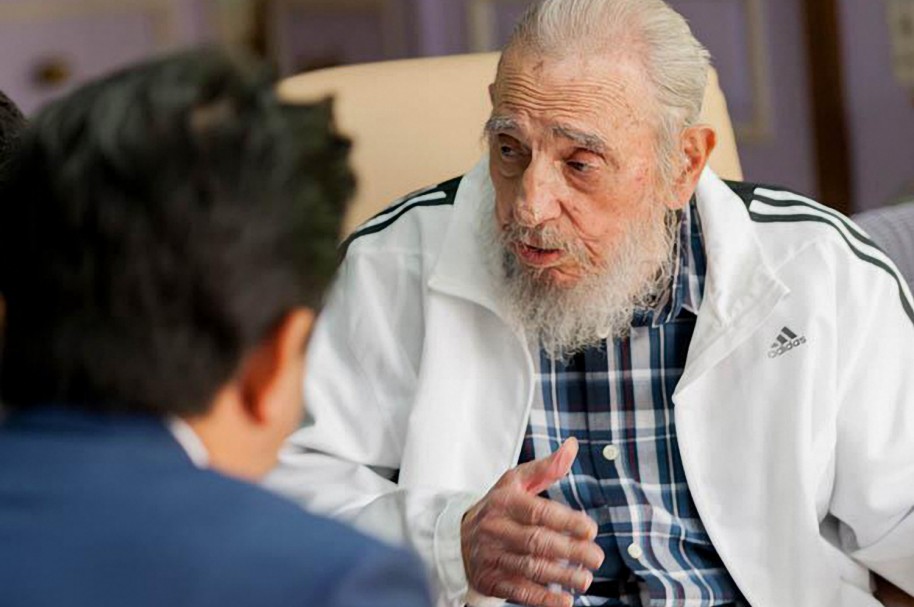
[518, 201, 746, 606]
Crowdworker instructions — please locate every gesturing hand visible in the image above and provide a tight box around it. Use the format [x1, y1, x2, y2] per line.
[460, 437, 604, 607]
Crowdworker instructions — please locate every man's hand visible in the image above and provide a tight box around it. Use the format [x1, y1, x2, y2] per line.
[461, 437, 604, 607]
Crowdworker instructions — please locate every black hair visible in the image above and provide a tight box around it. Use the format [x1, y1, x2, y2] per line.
[0, 48, 353, 415]
[0, 90, 25, 166]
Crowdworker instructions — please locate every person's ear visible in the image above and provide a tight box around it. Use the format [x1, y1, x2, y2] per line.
[239, 308, 315, 425]
[669, 124, 716, 210]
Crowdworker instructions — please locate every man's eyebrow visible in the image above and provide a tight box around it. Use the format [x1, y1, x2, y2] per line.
[482, 117, 607, 155]
[553, 125, 606, 154]
[483, 116, 519, 135]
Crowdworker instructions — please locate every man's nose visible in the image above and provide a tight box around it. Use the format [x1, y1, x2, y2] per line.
[515, 158, 562, 227]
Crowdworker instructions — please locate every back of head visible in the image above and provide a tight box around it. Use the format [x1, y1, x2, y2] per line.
[0, 49, 352, 416]
[502, 0, 710, 172]
[0, 90, 25, 166]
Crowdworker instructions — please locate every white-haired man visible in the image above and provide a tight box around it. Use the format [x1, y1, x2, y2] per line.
[269, 1, 914, 605]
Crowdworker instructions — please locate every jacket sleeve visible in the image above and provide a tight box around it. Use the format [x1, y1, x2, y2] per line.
[266, 250, 481, 606]
[828, 240, 914, 595]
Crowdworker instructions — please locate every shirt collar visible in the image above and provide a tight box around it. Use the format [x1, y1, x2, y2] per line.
[166, 416, 210, 468]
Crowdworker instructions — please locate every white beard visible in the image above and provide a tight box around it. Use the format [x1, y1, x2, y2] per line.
[484, 200, 679, 361]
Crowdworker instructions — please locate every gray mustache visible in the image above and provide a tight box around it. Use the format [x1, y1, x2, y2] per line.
[499, 223, 590, 263]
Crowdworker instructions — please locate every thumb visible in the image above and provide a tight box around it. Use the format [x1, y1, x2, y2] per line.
[515, 437, 578, 495]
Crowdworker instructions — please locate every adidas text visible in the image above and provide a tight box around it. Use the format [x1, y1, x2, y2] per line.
[768, 327, 807, 358]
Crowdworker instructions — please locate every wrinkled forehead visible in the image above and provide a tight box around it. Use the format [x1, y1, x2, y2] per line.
[491, 50, 658, 136]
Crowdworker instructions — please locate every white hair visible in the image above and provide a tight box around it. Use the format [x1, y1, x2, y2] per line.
[500, 0, 711, 184]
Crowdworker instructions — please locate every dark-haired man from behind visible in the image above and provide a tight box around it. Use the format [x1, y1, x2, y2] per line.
[0, 89, 25, 329]
[0, 89, 25, 163]
[0, 50, 432, 607]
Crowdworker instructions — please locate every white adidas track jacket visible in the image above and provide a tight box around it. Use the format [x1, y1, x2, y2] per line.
[269, 160, 914, 606]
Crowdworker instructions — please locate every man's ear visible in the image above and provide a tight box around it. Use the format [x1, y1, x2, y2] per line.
[669, 125, 716, 210]
[239, 308, 315, 425]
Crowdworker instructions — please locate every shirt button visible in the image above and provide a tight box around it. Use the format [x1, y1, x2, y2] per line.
[602, 444, 620, 461]
[627, 543, 643, 560]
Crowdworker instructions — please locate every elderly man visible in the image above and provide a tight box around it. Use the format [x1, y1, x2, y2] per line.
[270, 0, 914, 605]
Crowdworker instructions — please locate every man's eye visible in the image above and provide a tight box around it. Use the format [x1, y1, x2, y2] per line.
[500, 145, 518, 159]
[567, 160, 590, 173]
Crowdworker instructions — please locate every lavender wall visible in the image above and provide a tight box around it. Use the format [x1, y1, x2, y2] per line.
[731, 0, 817, 198]
[413, 0, 467, 56]
[839, 0, 914, 211]
[182, 0, 219, 41]
[277, 10, 394, 72]
[0, 0, 215, 116]
[0, 12, 159, 115]
[672, 0, 818, 197]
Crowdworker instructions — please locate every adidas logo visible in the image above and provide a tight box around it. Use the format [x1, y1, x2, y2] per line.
[767, 326, 806, 358]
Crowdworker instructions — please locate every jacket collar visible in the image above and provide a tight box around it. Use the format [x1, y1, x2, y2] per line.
[428, 160, 790, 372]
[677, 168, 790, 390]
[427, 157, 513, 324]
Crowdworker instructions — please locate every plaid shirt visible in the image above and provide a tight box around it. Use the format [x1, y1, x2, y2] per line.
[518, 201, 746, 606]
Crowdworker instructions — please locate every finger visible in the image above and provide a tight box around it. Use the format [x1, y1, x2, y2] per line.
[505, 492, 598, 540]
[513, 437, 579, 495]
[482, 575, 574, 607]
[493, 518, 604, 569]
[486, 552, 594, 592]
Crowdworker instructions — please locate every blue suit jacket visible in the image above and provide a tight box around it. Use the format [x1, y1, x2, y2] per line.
[0, 407, 432, 607]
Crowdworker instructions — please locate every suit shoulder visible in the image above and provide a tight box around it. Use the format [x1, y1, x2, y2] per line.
[171, 474, 431, 605]
[183, 472, 399, 559]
